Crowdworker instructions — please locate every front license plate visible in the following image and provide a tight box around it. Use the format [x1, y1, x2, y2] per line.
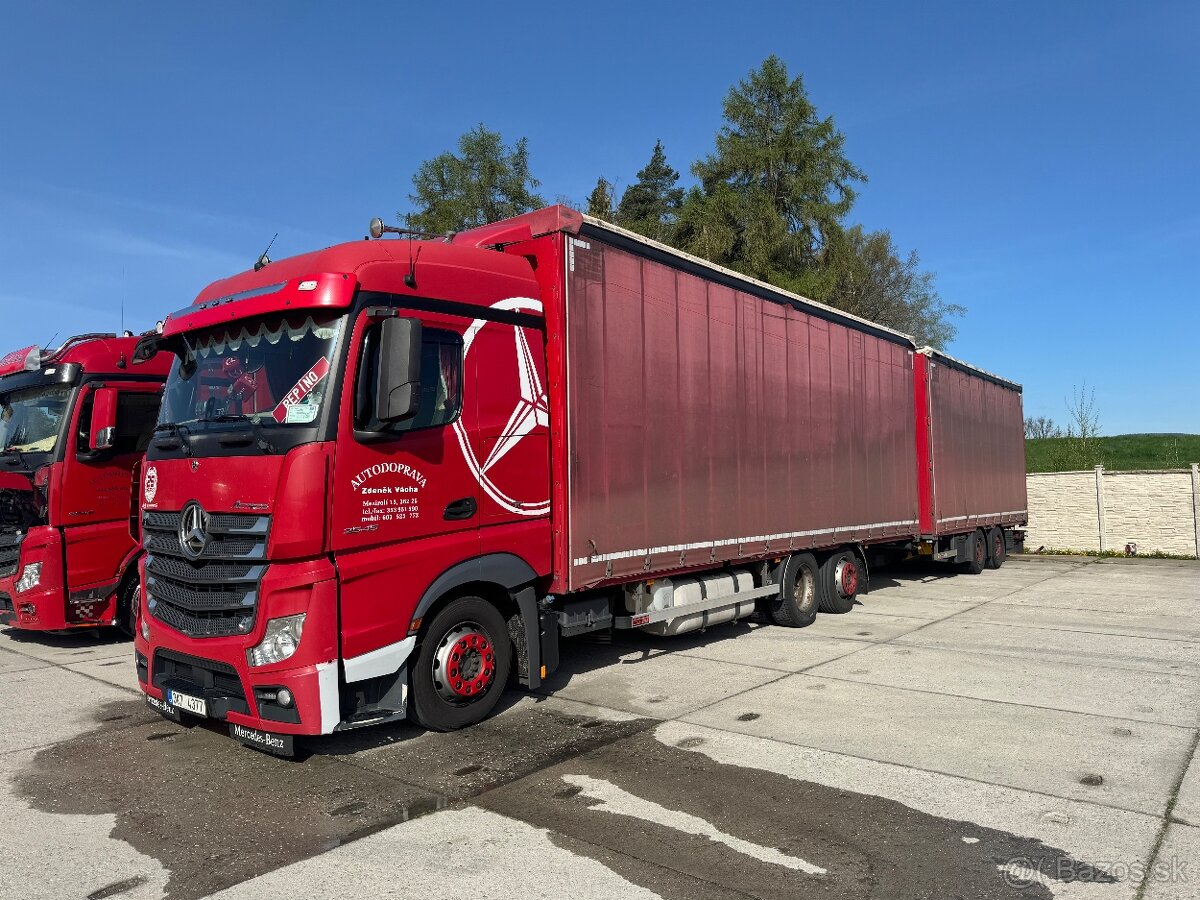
[167, 689, 207, 717]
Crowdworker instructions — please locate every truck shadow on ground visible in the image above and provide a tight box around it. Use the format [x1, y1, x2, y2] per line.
[313, 559, 989, 756]
[1, 624, 129, 649]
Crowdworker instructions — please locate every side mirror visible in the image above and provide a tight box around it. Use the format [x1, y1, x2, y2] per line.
[375, 317, 422, 422]
[131, 335, 160, 364]
[89, 388, 119, 452]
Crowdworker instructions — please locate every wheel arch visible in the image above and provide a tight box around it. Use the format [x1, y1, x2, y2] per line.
[412, 553, 546, 689]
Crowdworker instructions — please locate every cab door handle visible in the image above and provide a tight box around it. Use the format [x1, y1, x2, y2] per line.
[444, 497, 477, 520]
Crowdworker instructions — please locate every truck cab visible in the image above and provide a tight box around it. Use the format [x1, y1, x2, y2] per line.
[0, 334, 172, 632]
[135, 226, 559, 749]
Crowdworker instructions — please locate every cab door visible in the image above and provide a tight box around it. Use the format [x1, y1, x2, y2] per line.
[330, 308, 480, 663]
[63, 383, 162, 597]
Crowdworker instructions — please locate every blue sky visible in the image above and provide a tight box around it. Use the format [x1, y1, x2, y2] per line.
[1, 2, 1196, 434]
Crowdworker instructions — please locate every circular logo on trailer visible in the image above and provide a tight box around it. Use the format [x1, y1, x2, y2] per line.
[143, 466, 158, 504]
[178, 500, 210, 559]
[452, 297, 550, 517]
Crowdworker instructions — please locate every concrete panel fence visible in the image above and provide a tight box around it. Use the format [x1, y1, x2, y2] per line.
[1026, 464, 1200, 557]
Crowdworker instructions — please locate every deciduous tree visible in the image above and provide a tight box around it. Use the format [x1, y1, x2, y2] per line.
[404, 125, 544, 233]
[818, 225, 963, 348]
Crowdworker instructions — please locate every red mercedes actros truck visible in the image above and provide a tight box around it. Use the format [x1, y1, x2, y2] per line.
[0, 334, 172, 633]
[134, 207, 1026, 754]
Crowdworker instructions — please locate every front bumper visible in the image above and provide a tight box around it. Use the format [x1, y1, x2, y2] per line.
[0, 528, 87, 631]
[135, 557, 341, 741]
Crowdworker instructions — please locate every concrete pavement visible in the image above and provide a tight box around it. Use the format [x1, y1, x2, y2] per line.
[1, 555, 1198, 899]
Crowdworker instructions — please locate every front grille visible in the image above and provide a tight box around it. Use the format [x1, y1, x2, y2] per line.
[143, 509, 270, 639]
[0, 591, 12, 616]
[152, 647, 249, 716]
[0, 533, 22, 579]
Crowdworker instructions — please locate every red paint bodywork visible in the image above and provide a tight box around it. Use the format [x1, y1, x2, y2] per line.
[136, 208, 1025, 738]
[913, 350, 1027, 537]
[0, 335, 171, 630]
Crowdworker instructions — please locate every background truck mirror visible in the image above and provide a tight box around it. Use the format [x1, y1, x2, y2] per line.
[89, 387, 119, 451]
[375, 317, 422, 422]
[131, 334, 160, 364]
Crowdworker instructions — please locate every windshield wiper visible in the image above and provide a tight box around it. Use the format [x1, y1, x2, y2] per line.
[152, 422, 194, 457]
[199, 414, 279, 454]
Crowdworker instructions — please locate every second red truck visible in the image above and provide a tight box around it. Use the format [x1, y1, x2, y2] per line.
[131, 207, 1026, 752]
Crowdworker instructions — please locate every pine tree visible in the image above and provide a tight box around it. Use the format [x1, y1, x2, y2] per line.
[615, 140, 684, 242]
[586, 177, 616, 220]
[675, 56, 865, 289]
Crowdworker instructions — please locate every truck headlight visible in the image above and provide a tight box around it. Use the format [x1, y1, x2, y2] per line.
[15, 563, 42, 593]
[246, 614, 306, 667]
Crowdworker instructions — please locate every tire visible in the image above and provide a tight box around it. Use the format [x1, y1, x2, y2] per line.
[115, 576, 139, 639]
[817, 549, 861, 614]
[410, 596, 512, 732]
[962, 530, 987, 575]
[766, 553, 820, 628]
[985, 527, 1006, 570]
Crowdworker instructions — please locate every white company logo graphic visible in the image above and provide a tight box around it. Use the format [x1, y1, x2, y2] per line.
[452, 297, 550, 516]
[143, 466, 158, 504]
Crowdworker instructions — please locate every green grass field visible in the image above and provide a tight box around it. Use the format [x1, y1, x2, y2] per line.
[1025, 433, 1200, 473]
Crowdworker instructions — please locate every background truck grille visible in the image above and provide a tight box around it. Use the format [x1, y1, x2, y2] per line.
[0, 533, 22, 578]
[143, 510, 269, 639]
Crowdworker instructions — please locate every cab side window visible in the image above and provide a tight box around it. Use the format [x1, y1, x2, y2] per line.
[75, 391, 161, 455]
[115, 393, 161, 453]
[355, 324, 463, 434]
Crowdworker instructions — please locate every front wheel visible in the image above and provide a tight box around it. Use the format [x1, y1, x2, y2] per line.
[410, 596, 512, 732]
[817, 550, 861, 614]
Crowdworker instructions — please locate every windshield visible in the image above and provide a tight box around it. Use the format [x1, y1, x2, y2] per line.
[160, 314, 342, 427]
[0, 385, 73, 454]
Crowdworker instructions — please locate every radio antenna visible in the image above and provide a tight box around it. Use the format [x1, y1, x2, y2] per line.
[254, 233, 278, 272]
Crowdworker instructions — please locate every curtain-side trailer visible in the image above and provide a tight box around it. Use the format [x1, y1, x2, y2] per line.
[134, 206, 1026, 751]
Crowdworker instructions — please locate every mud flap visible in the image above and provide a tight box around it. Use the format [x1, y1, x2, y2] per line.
[853, 544, 871, 594]
[512, 586, 558, 690]
[230, 722, 294, 757]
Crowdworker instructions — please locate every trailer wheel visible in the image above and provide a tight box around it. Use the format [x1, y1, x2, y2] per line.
[963, 530, 987, 575]
[115, 577, 139, 639]
[985, 527, 1006, 569]
[766, 553, 820, 627]
[817, 550, 860, 614]
[410, 596, 512, 732]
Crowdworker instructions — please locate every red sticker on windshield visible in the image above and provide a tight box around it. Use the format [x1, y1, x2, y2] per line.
[272, 357, 331, 423]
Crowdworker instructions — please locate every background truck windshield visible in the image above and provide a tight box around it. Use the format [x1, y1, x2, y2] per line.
[0, 385, 72, 453]
[160, 314, 341, 427]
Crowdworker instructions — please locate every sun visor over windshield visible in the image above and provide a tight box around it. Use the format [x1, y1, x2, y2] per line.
[162, 273, 357, 338]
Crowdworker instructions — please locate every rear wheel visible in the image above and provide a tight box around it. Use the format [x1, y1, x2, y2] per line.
[766, 553, 819, 627]
[962, 530, 987, 575]
[115, 577, 139, 639]
[986, 527, 1006, 569]
[410, 596, 512, 732]
[818, 549, 861, 614]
